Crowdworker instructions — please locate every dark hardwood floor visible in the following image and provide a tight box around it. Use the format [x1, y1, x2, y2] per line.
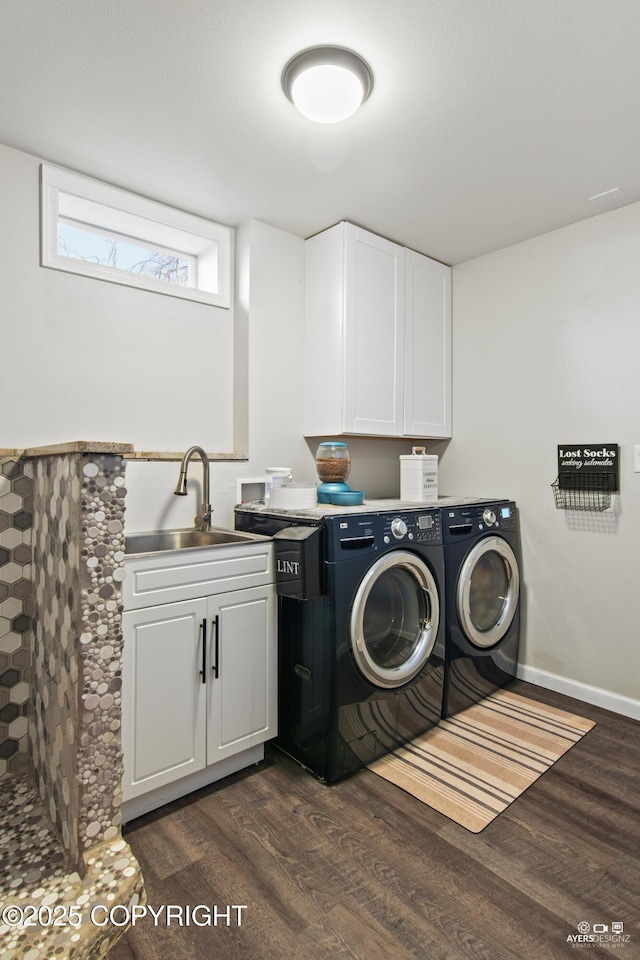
[109, 681, 640, 959]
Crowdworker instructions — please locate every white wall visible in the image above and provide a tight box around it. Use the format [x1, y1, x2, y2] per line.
[121, 219, 311, 531]
[444, 201, 640, 717]
[0, 143, 233, 452]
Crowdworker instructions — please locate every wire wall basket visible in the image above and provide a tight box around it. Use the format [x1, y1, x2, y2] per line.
[551, 473, 616, 512]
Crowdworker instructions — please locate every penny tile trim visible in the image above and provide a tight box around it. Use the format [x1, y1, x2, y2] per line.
[30, 454, 127, 868]
[0, 452, 145, 957]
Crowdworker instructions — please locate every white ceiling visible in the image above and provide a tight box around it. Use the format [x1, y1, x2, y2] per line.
[2, 0, 640, 264]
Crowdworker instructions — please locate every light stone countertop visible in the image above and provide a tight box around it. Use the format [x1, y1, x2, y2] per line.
[235, 495, 507, 522]
[0, 440, 247, 460]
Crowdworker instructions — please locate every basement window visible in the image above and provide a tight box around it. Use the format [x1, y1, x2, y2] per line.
[40, 163, 231, 308]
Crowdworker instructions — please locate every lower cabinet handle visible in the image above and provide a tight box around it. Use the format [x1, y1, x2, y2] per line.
[211, 615, 219, 678]
[200, 618, 207, 684]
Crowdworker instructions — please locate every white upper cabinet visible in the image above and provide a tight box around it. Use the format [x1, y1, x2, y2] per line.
[303, 222, 451, 439]
[404, 248, 451, 437]
[344, 227, 406, 436]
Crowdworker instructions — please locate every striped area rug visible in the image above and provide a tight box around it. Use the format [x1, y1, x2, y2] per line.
[368, 689, 595, 832]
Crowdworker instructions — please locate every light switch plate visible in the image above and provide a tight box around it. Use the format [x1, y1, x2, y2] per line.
[635, 446, 640, 473]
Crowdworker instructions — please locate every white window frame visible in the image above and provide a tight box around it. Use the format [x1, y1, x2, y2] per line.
[40, 163, 232, 308]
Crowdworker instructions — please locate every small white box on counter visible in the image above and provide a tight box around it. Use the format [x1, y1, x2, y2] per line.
[400, 448, 438, 502]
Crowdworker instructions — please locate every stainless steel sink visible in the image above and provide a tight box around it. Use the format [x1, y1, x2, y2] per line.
[125, 527, 265, 556]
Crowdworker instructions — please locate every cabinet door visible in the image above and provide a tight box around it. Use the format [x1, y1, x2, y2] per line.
[122, 598, 207, 801]
[344, 224, 405, 436]
[206, 585, 277, 765]
[404, 250, 451, 438]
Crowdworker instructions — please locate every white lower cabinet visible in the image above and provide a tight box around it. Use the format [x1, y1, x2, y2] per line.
[206, 585, 275, 765]
[121, 540, 276, 821]
[123, 597, 208, 798]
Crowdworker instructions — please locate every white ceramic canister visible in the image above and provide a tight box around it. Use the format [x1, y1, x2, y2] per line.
[264, 467, 292, 503]
[400, 447, 438, 502]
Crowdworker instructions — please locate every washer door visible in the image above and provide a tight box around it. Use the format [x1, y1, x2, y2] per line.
[456, 536, 520, 649]
[350, 551, 440, 689]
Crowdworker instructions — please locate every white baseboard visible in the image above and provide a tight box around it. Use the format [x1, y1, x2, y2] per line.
[517, 665, 640, 721]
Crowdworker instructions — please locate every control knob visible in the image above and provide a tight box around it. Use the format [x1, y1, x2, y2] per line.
[482, 508, 497, 526]
[390, 517, 408, 539]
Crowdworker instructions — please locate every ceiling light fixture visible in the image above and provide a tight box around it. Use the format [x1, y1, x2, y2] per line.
[282, 46, 373, 124]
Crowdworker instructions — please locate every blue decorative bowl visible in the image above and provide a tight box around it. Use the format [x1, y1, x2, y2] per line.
[317, 481, 350, 503]
[330, 490, 365, 506]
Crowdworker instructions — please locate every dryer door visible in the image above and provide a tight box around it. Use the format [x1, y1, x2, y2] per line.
[456, 536, 520, 649]
[350, 551, 440, 689]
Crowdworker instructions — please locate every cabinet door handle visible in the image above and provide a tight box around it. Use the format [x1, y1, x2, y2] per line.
[199, 618, 207, 684]
[211, 615, 219, 678]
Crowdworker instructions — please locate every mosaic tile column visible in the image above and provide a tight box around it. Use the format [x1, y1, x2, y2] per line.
[30, 453, 127, 872]
[0, 457, 33, 777]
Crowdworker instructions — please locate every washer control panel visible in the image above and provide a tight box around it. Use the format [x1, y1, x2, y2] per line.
[443, 501, 517, 543]
[325, 509, 442, 559]
[382, 511, 442, 546]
